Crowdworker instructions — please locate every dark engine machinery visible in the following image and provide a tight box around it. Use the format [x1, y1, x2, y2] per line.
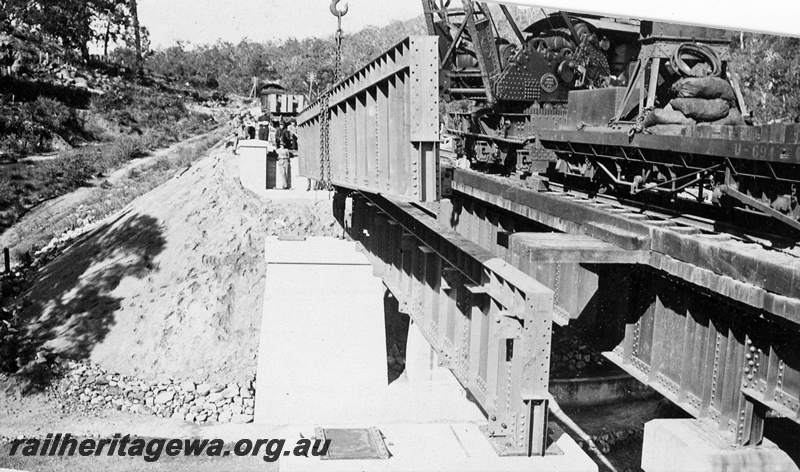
[424, 0, 640, 175]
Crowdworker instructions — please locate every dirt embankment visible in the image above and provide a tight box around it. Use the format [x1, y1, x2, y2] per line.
[13, 143, 340, 386]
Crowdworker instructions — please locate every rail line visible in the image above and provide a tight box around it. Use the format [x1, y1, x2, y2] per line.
[545, 181, 800, 254]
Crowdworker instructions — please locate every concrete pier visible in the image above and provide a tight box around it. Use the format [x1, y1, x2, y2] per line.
[237, 140, 275, 191]
[641, 419, 798, 472]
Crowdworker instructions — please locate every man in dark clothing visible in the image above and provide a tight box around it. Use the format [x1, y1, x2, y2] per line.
[244, 113, 256, 139]
[280, 121, 295, 150]
[287, 120, 298, 150]
[257, 112, 271, 140]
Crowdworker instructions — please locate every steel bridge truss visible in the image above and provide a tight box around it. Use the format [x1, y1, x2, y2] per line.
[332, 191, 555, 457]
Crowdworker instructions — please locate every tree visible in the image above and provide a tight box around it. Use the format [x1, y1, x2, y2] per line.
[129, 0, 141, 70]
[39, 1, 96, 59]
[0, 0, 136, 61]
[98, 1, 132, 59]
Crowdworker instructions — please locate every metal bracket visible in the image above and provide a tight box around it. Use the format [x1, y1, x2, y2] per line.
[494, 311, 522, 339]
[487, 411, 517, 437]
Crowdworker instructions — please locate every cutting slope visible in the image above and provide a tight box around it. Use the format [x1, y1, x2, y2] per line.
[17, 144, 340, 384]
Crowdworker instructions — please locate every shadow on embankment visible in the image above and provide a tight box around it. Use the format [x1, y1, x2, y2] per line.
[5, 209, 165, 394]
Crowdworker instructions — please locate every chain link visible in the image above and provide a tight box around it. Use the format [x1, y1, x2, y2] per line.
[317, 26, 344, 192]
[319, 92, 331, 189]
[334, 29, 343, 84]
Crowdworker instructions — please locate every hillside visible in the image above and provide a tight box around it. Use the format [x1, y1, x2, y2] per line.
[0, 30, 226, 242]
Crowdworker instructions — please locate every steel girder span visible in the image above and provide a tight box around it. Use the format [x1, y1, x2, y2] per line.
[297, 36, 442, 202]
[297, 34, 560, 456]
[333, 191, 556, 457]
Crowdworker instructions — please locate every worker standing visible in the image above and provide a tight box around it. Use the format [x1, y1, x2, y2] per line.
[232, 114, 246, 154]
[245, 113, 257, 139]
[257, 112, 271, 140]
[286, 120, 298, 150]
[279, 121, 294, 149]
[276, 142, 291, 189]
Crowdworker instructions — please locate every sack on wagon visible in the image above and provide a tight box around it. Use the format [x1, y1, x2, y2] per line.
[705, 107, 746, 126]
[672, 77, 736, 102]
[669, 98, 730, 122]
[641, 107, 696, 127]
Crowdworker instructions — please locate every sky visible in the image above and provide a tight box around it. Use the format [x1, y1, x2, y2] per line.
[137, 0, 423, 48]
[136, 0, 799, 49]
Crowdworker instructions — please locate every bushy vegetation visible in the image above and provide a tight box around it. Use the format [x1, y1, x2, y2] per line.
[6, 131, 222, 260]
[89, 85, 213, 144]
[731, 33, 800, 123]
[0, 72, 214, 158]
[0, 82, 216, 234]
[0, 96, 85, 158]
[0, 8, 219, 239]
[144, 18, 427, 97]
[0, 146, 105, 223]
[0, 114, 215, 230]
[1, 0, 145, 62]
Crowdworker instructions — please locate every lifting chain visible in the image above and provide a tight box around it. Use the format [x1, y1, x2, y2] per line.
[319, 91, 332, 189]
[334, 27, 344, 84]
[318, 0, 348, 191]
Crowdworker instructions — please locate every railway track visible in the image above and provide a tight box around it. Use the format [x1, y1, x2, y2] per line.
[444, 146, 800, 251]
[547, 180, 800, 255]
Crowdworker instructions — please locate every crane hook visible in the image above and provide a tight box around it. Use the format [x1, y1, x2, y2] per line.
[330, 0, 348, 17]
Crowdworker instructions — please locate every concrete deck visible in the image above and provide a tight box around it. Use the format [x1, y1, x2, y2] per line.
[256, 236, 597, 471]
[255, 237, 388, 425]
